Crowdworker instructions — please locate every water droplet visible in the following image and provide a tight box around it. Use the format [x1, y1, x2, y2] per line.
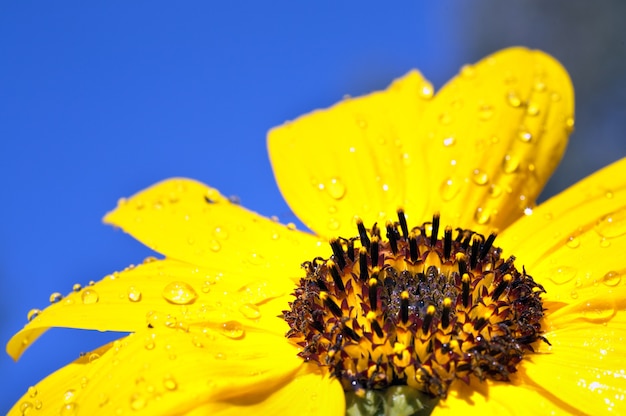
[144, 335, 156, 350]
[533, 81, 547, 92]
[72, 283, 82, 292]
[506, 91, 522, 107]
[442, 137, 455, 147]
[19, 401, 33, 414]
[550, 92, 561, 102]
[438, 112, 452, 125]
[471, 169, 489, 186]
[201, 281, 212, 293]
[88, 353, 100, 362]
[162, 375, 178, 391]
[570, 290, 579, 300]
[566, 235, 581, 249]
[27, 386, 38, 398]
[220, 320, 245, 339]
[26, 309, 41, 322]
[599, 238, 611, 248]
[518, 129, 533, 142]
[247, 252, 265, 266]
[419, 83, 434, 99]
[130, 394, 147, 410]
[594, 211, 626, 239]
[547, 266, 577, 285]
[81, 289, 99, 305]
[502, 154, 520, 174]
[239, 303, 262, 320]
[526, 104, 540, 117]
[487, 184, 502, 198]
[460, 64, 475, 78]
[49, 292, 63, 303]
[60, 403, 78, 416]
[327, 218, 340, 231]
[523, 207, 533, 216]
[605, 190, 614, 199]
[478, 104, 494, 120]
[127, 287, 142, 302]
[474, 207, 491, 225]
[326, 178, 346, 200]
[565, 117, 575, 131]
[209, 239, 221, 252]
[439, 177, 461, 201]
[63, 389, 76, 403]
[287, 223, 296, 231]
[602, 271, 621, 287]
[162, 282, 198, 305]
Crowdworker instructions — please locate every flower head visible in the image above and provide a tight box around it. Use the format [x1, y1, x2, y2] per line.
[8, 47, 626, 415]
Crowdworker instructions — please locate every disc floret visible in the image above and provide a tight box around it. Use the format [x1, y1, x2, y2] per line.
[284, 212, 547, 397]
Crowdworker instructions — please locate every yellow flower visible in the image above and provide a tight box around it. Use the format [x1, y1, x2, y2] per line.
[7, 47, 626, 415]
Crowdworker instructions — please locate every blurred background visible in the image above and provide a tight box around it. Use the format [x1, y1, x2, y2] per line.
[1, 1, 625, 412]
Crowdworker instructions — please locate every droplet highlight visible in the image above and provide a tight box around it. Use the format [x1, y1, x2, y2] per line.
[220, 320, 245, 339]
[81, 289, 99, 305]
[162, 282, 198, 305]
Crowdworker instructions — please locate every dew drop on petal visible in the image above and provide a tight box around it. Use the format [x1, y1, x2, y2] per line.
[220, 320, 245, 339]
[248, 252, 265, 266]
[474, 207, 491, 225]
[72, 283, 82, 292]
[81, 289, 99, 305]
[442, 137, 455, 147]
[570, 290, 579, 299]
[209, 240, 221, 252]
[526, 104, 540, 117]
[162, 282, 198, 305]
[326, 178, 346, 200]
[27, 386, 38, 398]
[19, 401, 33, 414]
[594, 211, 626, 239]
[460, 64, 475, 78]
[127, 287, 142, 302]
[488, 184, 502, 199]
[130, 394, 147, 411]
[438, 112, 452, 125]
[602, 271, 621, 287]
[565, 117, 575, 132]
[287, 222, 297, 231]
[439, 177, 461, 201]
[478, 104, 494, 120]
[547, 266, 577, 285]
[26, 309, 41, 322]
[566, 235, 581, 249]
[419, 83, 434, 99]
[518, 129, 533, 142]
[163, 375, 178, 391]
[213, 226, 229, 240]
[144, 335, 156, 350]
[506, 91, 522, 107]
[59, 403, 78, 416]
[502, 154, 520, 174]
[471, 169, 489, 186]
[599, 238, 611, 248]
[49, 292, 63, 304]
[327, 218, 340, 231]
[239, 303, 261, 320]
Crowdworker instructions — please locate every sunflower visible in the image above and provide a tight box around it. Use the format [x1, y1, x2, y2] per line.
[7, 47, 626, 415]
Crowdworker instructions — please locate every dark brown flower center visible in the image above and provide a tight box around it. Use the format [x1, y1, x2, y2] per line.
[283, 212, 547, 398]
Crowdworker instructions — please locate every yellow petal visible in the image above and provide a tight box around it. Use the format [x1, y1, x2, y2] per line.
[7, 258, 293, 360]
[405, 47, 574, 234]
[434, 378, 578, 415]
[499, 157, 626, 302]
[523, 309, 626, 415]
[192, 369, 345, 415]
[268, 70, 433, 238]
[10, 328, 306, 415]
[103, 178, 325, 277]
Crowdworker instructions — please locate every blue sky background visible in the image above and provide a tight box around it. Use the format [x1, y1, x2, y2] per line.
[1, 1, 625, 412]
